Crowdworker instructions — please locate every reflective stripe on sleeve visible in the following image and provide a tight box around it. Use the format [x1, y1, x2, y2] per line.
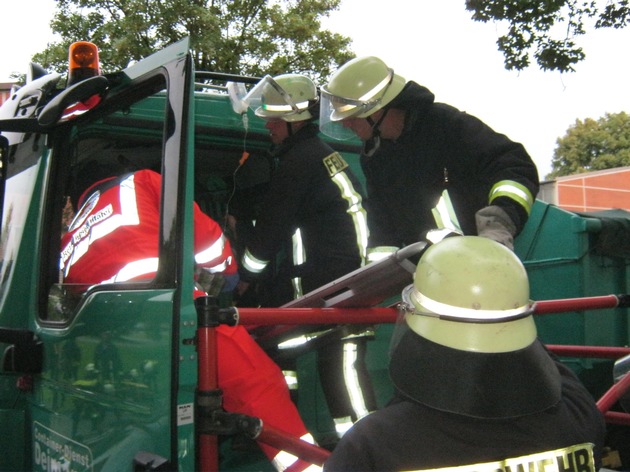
[101, 257, 159, 283]
[195, 234, 230, 272]
[242, 248, 269, 273]
[431, 189, 462, 233]
[331, 172, 369, 262]
[488, 180, 534, 215]
[366, 246, 398, 263]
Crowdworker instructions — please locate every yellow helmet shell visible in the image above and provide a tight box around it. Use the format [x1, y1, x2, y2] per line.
[322, 56, 406, 120]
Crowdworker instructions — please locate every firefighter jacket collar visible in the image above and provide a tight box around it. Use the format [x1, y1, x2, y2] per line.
[389, 328, 562, 419]
[386, 81, 435, 136]
[269, 122, 319, 158]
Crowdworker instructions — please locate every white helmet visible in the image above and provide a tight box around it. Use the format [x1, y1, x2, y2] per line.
[319, 56, 406, 139]
[245, 73, 318, 122]
[390, 236, 561, 419]
[403, 235, 535, 353]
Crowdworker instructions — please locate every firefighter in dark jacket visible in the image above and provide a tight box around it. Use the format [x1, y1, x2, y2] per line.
[230, 73, 377, 439]
[324, 236, 606, 472]
[320, 56, 539, 260]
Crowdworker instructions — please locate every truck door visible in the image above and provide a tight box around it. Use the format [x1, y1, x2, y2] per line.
[0, 38, 197, 471]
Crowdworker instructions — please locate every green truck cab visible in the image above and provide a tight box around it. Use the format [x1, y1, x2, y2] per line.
[0, 37, 357, 471]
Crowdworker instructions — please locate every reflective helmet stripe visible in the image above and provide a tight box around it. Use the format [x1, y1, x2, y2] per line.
[488, 180, 534, 215]
[410, 287, 531, 322]
[263, 100, 310, 113]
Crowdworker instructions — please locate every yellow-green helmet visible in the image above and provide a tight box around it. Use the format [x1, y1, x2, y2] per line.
[319, 56, 406, 139]
[245, 73, 318, 122]
[391, 236, 562, 419]
[403, 236, 535, 353]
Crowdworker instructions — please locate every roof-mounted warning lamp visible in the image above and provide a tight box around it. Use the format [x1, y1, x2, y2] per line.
[68, 41, 101, 86]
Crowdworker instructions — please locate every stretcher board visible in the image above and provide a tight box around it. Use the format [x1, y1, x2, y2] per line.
[253, 241, 427, 350]
[284, 241, 426, 308]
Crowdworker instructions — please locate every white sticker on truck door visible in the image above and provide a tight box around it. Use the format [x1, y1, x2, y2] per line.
[33, 422, 93, 471]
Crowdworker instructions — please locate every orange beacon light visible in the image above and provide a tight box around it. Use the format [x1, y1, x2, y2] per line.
[68, 41, 101, 86]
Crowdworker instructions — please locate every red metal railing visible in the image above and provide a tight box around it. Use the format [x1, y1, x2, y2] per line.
[196, 294, 630, 470]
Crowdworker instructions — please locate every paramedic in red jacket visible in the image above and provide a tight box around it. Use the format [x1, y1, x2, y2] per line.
[60, 169, 316, 471]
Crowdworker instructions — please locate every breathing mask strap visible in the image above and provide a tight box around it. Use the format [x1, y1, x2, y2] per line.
[364, 108, 389, 157]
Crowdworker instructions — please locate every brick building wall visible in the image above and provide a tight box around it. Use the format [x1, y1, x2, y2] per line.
[539, 167, 630, 212]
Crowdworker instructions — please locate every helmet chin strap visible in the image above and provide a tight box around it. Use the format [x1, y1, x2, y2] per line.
[364, 108, 389, 157]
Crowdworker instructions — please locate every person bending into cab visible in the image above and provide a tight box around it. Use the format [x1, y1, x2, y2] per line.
[324, 236, 606, 472]
[60, 168, 318, 471]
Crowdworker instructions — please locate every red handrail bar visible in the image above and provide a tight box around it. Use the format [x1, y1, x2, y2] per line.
[233, 293, 629, 326]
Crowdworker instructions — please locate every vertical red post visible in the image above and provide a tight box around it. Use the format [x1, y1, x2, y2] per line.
[195, 297, 221, 472]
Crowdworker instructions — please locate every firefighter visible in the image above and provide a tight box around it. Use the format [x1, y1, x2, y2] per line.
[323, 236, 606, 471]
[320, 56, 540, 257]
[60, 169, 318, 471]
[229, 73, 376, 440]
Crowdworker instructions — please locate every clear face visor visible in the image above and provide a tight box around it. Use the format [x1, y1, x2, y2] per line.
[244, 75, 309, 119]
[319, 68, 394, 140]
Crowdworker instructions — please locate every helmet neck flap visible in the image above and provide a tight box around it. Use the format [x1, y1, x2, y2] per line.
[389, 328, 562, 418]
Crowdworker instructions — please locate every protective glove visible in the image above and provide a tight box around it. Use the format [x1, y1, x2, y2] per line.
[475, 205, 517, 250]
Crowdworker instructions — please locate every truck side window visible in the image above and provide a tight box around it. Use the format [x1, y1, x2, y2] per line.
[45, 86, 166, 322]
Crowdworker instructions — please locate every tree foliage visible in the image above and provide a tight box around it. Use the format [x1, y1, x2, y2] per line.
[465, 0, 629, 72]
[32, 0, 354, 82]
[548, 112, 630, 178]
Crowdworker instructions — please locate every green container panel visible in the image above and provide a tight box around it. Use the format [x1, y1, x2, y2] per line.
[515, 200, 630, 347]
[515, 200, 630, 395]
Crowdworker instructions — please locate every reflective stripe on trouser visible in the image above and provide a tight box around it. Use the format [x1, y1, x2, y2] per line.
[291, 228, 305, 299]
[318, 337, 377, 436]
[332, 340, 371, 436]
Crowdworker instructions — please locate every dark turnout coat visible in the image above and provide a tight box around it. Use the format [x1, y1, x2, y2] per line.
[362, 81, 540, 249]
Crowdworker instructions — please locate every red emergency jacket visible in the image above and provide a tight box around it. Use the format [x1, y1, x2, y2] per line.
[60, 169, 315, 470]
[61, 169, 236, 284]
